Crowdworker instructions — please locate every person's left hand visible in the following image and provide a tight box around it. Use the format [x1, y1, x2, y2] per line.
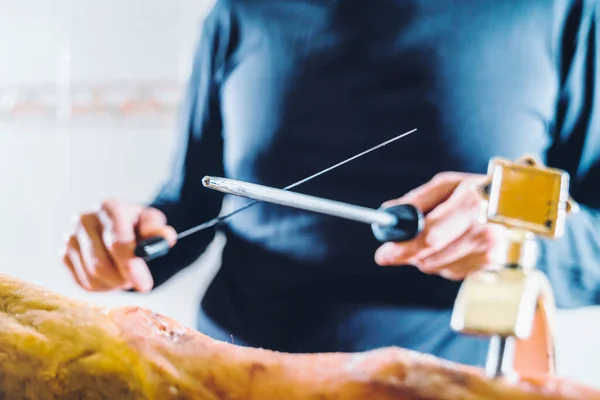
[374, 172, 507, 281]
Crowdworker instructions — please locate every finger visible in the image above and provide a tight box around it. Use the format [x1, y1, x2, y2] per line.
[375, 241, 417, 266]
[417, 223, 493, 273]
[137, 207, 177, 246]
[62, 245, 85, 289]
[65, 236, 110, 292]
[76, 213, 126, 288]
[97, 201, 153, 292]
[416, 182, 483, 257]
[117, 281, 135, 291]
[119, 258, 154, 292]
[432, 251, 492, 281]
[65, 236, 92, 290]
[382, 172, 469, 214]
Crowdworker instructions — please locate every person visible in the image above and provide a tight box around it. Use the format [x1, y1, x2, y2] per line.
[62, 0, 600, 368]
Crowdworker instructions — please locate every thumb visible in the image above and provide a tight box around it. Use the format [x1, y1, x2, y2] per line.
[137, 207, 178, 247]
[382, 172, 466, 214]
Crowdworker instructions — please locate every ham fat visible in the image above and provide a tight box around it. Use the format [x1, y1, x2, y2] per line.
[0, 273, 598, 400]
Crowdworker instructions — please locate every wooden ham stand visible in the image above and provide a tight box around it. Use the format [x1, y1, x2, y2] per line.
[450, 155, 579, 379]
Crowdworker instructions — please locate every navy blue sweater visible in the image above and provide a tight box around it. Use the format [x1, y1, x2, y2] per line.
[147, 0, 600, 367]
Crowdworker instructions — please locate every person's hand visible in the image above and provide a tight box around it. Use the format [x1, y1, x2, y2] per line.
[374, 172, 506, 281]
[61, 200, 177, 293]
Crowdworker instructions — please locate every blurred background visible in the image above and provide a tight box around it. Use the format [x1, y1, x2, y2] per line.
[1, 0, 599, 389]
[0, 0, 220, 330]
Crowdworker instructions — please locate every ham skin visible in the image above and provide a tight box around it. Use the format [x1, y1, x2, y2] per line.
[0, 273, 598, 400]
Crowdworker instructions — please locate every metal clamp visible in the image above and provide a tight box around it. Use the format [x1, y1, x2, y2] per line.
[450, 154, 578, 379]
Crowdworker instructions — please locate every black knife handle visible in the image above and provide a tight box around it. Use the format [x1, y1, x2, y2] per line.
[134, 236, 171, 262]
[371, 204, 424, 243]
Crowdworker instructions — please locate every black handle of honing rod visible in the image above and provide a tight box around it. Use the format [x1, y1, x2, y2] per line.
[134, 236, 171, 262]
[371, 204, 424, 243]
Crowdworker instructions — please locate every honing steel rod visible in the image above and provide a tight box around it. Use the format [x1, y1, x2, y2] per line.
[201, 176, 424, 245]
[202, 176, 397, 227]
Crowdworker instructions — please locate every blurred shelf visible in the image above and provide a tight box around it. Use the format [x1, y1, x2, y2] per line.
[0, 79, 184, 128]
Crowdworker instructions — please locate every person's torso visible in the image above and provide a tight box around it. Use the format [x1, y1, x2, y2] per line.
[200, 0, 576, 358]
[217, 0, 563, 263]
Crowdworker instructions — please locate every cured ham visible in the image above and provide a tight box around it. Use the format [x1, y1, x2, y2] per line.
[0, 273, 597, 400]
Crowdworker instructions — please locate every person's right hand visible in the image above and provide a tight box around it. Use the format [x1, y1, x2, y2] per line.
[61, 200, 177, 293]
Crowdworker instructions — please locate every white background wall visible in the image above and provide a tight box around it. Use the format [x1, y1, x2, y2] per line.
[1, 0, 599, 390]
[0, 0, 206, 85]
[0, 0, 217, 320]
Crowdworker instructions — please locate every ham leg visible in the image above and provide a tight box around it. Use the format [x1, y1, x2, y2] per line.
[0, 273, 598, 400]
